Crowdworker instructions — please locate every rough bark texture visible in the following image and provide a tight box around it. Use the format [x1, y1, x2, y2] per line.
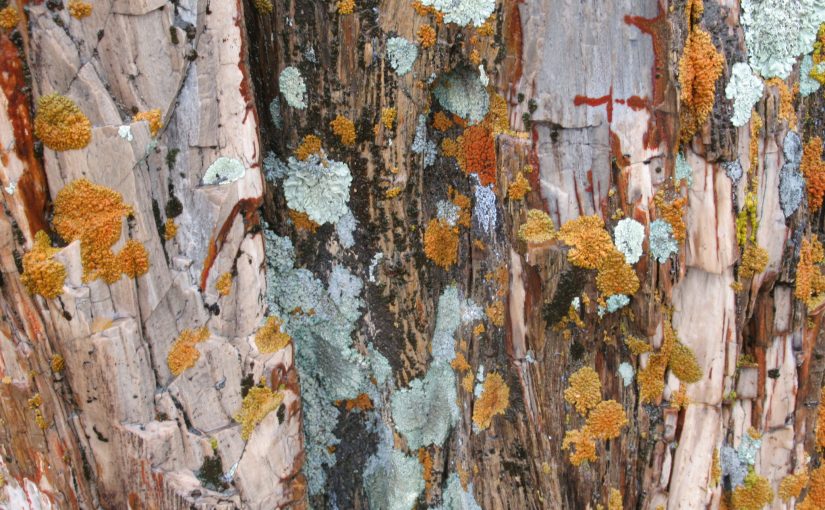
[2, 0, 825, 508]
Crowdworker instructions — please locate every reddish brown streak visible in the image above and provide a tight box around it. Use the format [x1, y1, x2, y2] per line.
[199, 197, 262, 291]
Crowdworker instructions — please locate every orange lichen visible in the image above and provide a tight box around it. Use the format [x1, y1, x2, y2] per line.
[461, 125, 497, 186]
[477, 17, 495, 36]
[385, 187, 403, 199]
[167, 327, 210, 376]
[164, 218, 178, 240]
[585, 400, 627, 440]
[638, 353, 668, 403]
[295, 135, 323, 161]
[731, 471, 774, 510]
[67, 0, 93, 19]
[338, 0, 355, 14]
[418, 25, 436, 48]
[485, 301, 505, 327]
[685, 0, 703, 23]
[462, 372, 475, 393]
[818, 395, 825, 448]
[778, 470, 808, 501]
[766, 78, 797, 130]
[118, 239, 150, 278]
[562, 427, 597, 466]
[557, 215, 615, 270]
[624, 335, 651, 355]
[799, 465, 825, 510]
[472, 372, 509, 430]
[331, 115, 356, 146]
[255, 316, 291, 354]
[607, 488, 623, 510]
[508, 173, 531, 201]
[802, 136, 825, 211]
[469, 49, 481, 66]
[381, 108, 397, 130]
[655, 192, 688, 242]
[451, 353, 471, 372]
[739, 243, 769, 279]
[451, 190, 471, 227]
[234, 384, 283, 440]
[711, 448, 722, 487]
[518, 209, 555, 243]
[678, 27, 724, 144]
[21, 231, 67, 299]
[418, 448, 434, 493]
[669, 341, 702, 383]
[252, 0, 273, 13]
[595, 250, 640, 296]
[34, 94, 92, 151]
[216, 272, 233, 296]
[484, 93, 510, 135]
[795, 237, 825, 308]
[0, 6, 19, 30]
[670, 383, 691, 409]
[345, 393, 374, 411]
[133, 109, 162, 137]
[433, 111, 454, 131]
[472, 323, 485, 336]
[53, 179, 151, 284]
[27, 393, 42, 409]
[289, 209, 320, 232]
[749, 111, 763, 177]
[423, 219, 459, 268]
[564, 366, 601, 415]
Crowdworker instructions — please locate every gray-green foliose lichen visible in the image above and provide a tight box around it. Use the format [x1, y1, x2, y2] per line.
[279, 66, 308, 109]
[386, 37, 419, 76]
[283, 154, 353, 225]
[433, 67, 490, 125]
[202, 157, 246, 185]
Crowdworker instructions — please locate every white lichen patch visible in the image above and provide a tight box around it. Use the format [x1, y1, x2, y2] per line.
[386, 37, 419, 76]
[279, 66, 307, 109]
[613, 218, 645, 265]
[724, 63, 764, 127]
[283, 154, 352, 225]
[420, 0, 495, 27]
[118, 125, 133, 141]
[434, 67, 490, 124]
[202, 156, 246, 185]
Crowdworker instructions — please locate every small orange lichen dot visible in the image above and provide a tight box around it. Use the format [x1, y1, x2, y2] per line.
[585, 400, 628, 440]
[508, 173, 531, 201]
[51, 354, 65, 373]
[338, 0, 355, 14]
[803, 136, 825, 211]
[345, 393, 373, 412]
[289, 209, 320, 232]
[67, 0, 93, 19]
[21, 231, 67, 299]
[381, 108, 397, 131]
[518, 209, 555, 243]
[423, 218, 459, 268]
[451, 190, 472, 228]
[450, 353, 471, 372]
[655, 192, 688, 242]
[0, 5, 20, 29]
[766, 78, 797, 130]
[331, 115, 356, 146]
[216, 272, 233, 296]
[731, 471, 774, 510]
[34, 94, 92, 151]
[564, 366, 601, 415]
[562, 427, 597, 466]
[167, 327, 210, 376]
[118, 239, 150, 278]
[295, 134, 323, 161]
[485, 301, 505, 327]
[472, 372, 509, 430]
[255, 316, 291, 353]
[678, 26, 724, 144]
[418, 25, 436, 48]
[164, 218, 178, 240]
[607, 488, 623, 510]
[433, 111, 454, 132]
[234, 384, 283, 440]
[385, 187, 403, 199]
[461, 125, 497, 186]
[133, 109, 162, 137]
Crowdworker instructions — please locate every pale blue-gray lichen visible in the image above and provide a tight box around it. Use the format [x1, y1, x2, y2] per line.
[801, 54, 824, 96]
[202, 157, 246, 185]
[435, 473, 483, 510]
[412, 114, 437, 167]
[433, 67, 490, 125]
[675, 152, 694, 187]
[279, 66, 307, 109]
[780, 131, 805, 217]
[335, 209, 357, 249]
[724, 63, 764, 127]
[437, 199, 462, 226]
[613, 218, 645, 265]
[390, 362, 459, 450]
[386, 37, 419, 76]
[283, 154, 352, 225]
[263, 151, 288, 182]
[364, 422, 425, 510]
[474, 183, 497, 235]
[649, 219, 679, 263]
[618, 362, 635, 387]
[419, 0, 494, 27]
[723, 160, 744, 184]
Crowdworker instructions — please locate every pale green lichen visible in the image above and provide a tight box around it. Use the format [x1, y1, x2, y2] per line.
[386, 37, 419, 76]
[801, 54, 824, 96]
[419, 0, 494, 27]
[390, 362, 459, 450]
[283, 154, 352, 225]
[724, 63, 764, 127]
[649, 219, 679, 263]
[363, 433, 425, 510]
[279, 66, 307, 109]
[202, 157, 246, 185]
[433, 67, 490, 125]
[613, 218, 645, 265]
[675, 152, 694, 186]
[435, 473, 483, 510]
[780, 131, 805, 217]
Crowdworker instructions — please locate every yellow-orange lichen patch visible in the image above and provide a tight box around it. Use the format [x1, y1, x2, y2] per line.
[485, 301, 505, 327]
[461, 125, 497, 186]
[118, 239, 150, 278]
[385, 187, 403, 199]
[799, 465, 825, 510]
[638, 353, 668, 403]
[596, 250, 640, 297]
[711, 448, 722, 487]
[624, 335, 651, 355]
[418, 25, 436, 48]
[795, 237, 825, 308]
[802, 136, 825, 211]
[434, 111, 454, 131]
[0, 6, 19, 30]
[295, 134, 323, 161]
[655, 192, 688, 242]
[778, 470, 808, 501]
[167, 327, 210, 376]
[344, 393, 373, 411]
[255, 316, 291, 354]
[562, 427, 597, 466]
[423, 218, 459, 268]
[557, 215, 615, 270]
[164, 218, 178, 240]
[817, 393, 825, 448]
[67, 0, 93, 19]
[133, 109, 162, 137]
[338, 0, 354, 14]
[418, 448, 434, 494]
[585, 400, 627, 440]
[381, 108, 397, 131]
[678, 27, 724, 144]
[739, 243, 769, 279]
[216, 272, 233, 296]
[472, 372, 509, 430]
[669, 341, 703, 383]
[331, 115, 356, 146]
[451, 353, 471, 372]
[462, 372, 475, 393]
[607, 488, 623, 510]
[508, 173, 531, 201]
[766, 78, 797, 130]
[670, 383, 691, 409]
[51, 354, 65, 373]
[484, 93, 510, 135]
[731, 471, 774, 510]
[518, 209, 555, 243]
[564, 366, 601, 415]
[289, 209, 320, 232]
[450, 189, 471, 228]
[234, 384, 283, 440]
[252, 0, 273, 13]
[21, 231, 67, 299]
[34, 94, 92, 151]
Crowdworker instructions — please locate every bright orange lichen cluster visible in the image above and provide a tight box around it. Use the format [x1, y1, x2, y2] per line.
[385, 187, 403, 199]
[381, 108, 397, 130]
[0, 6, 19, 30]
[418, 448, 435, 494]
[637, 318, 702, 403]
[817, 394, 825, 449]
[485, 301, 505, 327]
[418, 25, 436, 48]
[289, 209, 320, 232]
[472, 372, 510, 430]
[34, 94, 92, 151]
[451, 189, 472, 227]
[167, 327, 210, 376]
[295, 134, 323, 161]
[564, 366, 601, 415]
[795, 236, 825, 308]
[678, 27, 724, 144]
[433, 111, 453, 131]
[133, 109, 162, 137]
[255, 316, 291, 353]
[411, 0, 443, 23]
[486, 94, 510, 135]
[423, 218, 459, 268]
[624, 335, 651, 355]
[802, 136, 825, 211]
[338, 0, 354, 14]
[739, 243, 769, 279]
[518, 209, 555, 243]
[21, 231, 67, 299]
[344, 393, 374, 411]
[798, 465, 825, 510]
[461, 125, 497, 186]
[607, 488, 623, 510]
[51, 354, 65, 373]
[216, 272, 233, 296]
[67, 0, 93, 19]
[779, 470, 808, 501]
[234, 384, 283, 440]
[164, 218, 178, 240]
[766, 78, 797, 130]
[331, 115, 356, 146]
[586, 400, 628, 440]
[731, 471, 774, 510]
[655, 192, 688, 242]
[53, 179, 150, 284]
[508, 173, 531, 200]
[562, 427, 597, 466]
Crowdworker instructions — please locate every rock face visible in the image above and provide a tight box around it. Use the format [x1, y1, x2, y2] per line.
[2, 0, 825, 508]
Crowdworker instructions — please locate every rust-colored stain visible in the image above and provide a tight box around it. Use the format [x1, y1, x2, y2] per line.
[199, 197, 262, 291]
[609, 130, 629, 169]
[0, 35, 49, 235]
[574, 87, 614, 123]
[503, 0, 524, 96]
[234, 0, 259, 128]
